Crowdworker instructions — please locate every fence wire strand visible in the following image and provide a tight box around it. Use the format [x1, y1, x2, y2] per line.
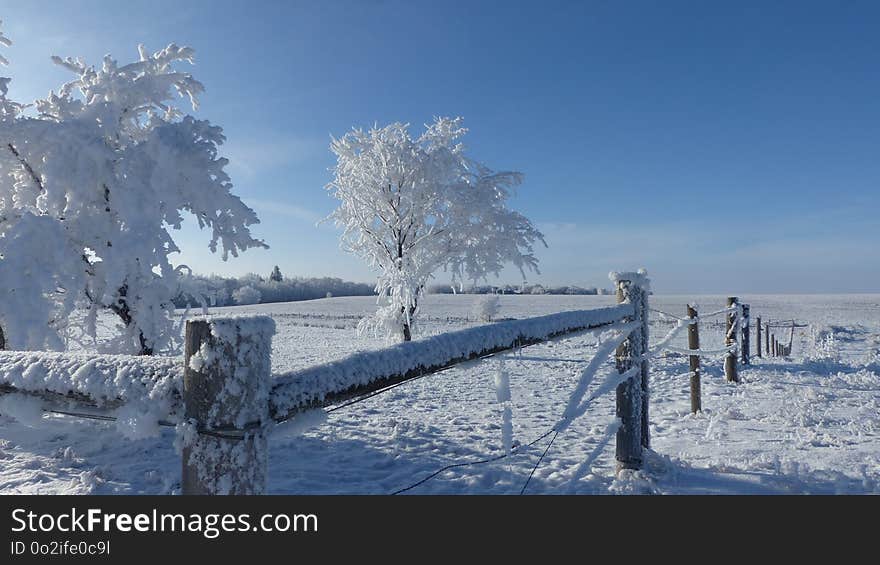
[390, 426, 558, 495]
[520, 430, 560, 495]
[649, 308, 686, 321]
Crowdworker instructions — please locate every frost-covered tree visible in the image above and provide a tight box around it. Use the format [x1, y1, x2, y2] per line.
[232, 285, 262, 306]
[0, 24, 266, 353]
[270, 265, 283, 282]
[326, 117, 545, 341]
[472, 294, 501, 322]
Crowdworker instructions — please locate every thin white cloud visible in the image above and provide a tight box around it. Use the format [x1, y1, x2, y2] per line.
[245, 198, 324, 225]
[222, 134, 327, 180]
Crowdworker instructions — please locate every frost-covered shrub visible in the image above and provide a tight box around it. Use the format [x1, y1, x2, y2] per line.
[802, 327, 851, 373]
[809, 329, 840, 364]
[232, 285, 262, 306]
[473, 294, 501, 322]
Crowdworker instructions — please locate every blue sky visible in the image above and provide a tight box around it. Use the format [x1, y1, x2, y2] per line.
[2, 0, 878, 292]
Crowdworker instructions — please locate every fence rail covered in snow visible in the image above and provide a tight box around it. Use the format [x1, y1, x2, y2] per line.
[269, 302, 635, 422]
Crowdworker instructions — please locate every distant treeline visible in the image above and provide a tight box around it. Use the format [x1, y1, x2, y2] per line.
[426, 283, 612, 295]
[173, 268, 611, 308]
[173, 269, 376, 308]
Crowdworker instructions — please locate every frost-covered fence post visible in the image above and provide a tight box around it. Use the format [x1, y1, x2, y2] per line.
[756, 316, 762, 358]
[724, 297, 739, 382]
[181, 316, 276, 495]
[612, 271, 649, 470]
[741, 304, 750, 365]
[687, 304, 701, 414]
[637, 284, 650, 449]
[765, 322, 771, 356]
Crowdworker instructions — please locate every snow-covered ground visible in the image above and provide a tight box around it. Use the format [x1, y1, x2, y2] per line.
[1, 294, 879, 494]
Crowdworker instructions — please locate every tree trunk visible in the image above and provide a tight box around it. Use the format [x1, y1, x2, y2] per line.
[110, 284, 153, 355]
[401, 303, 417, 342]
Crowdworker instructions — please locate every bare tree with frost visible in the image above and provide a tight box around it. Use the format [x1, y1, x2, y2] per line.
[269, 265, 283, 282]
[0, 23, 266, 353]
[326, 117, 545, 341]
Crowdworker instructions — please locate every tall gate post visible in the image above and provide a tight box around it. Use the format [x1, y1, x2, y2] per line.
[612, 270, 649, 471]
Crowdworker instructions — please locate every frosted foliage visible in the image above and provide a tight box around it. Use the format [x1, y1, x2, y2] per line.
[326, 117, 544, 341]
[0, 25, 265, 353]
[809, 328, 840, 364]
[473, 294, 501, 322]
[232, 285, 262, 306]
[0, 21, 22, 117]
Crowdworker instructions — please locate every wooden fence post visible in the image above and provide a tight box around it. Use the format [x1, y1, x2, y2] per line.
[772, 335, 777, 357]
[182, 316, 276, 495]
[687, 304, 701, 414]
[765, 322, 771, 356]
[638, 284, 650, 450]
[741, 304, 750, 365]
[756, 316, 762, 358]
[724, 297, 739, 382]
[613, 272, 648, 471]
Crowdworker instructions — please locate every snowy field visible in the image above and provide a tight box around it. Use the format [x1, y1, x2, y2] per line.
[1, 294, 879, 494]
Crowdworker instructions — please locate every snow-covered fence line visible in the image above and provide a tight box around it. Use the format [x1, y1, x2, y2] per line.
[650, 298, 808, 414]
[268, 302, 634, 422]
[0, 273, 653, 494]
[763, 320, 807, 358]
